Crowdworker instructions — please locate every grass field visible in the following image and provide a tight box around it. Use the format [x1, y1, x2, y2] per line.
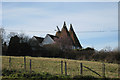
[2, 56, 119, 78]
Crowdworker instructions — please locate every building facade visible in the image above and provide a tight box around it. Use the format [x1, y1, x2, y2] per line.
[32, 22, 82, 49]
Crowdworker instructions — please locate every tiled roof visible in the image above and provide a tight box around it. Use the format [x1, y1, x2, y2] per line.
[69, 24, 82, 48]
[57, 22, 74, 46]
[47, 34, 58, 40]
[55, 31, 61, 37]
[33, 36, 44, 43]
[55, 22, 82, 48]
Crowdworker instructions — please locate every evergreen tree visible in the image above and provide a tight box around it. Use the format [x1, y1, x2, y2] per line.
[7, 35, 20, 56]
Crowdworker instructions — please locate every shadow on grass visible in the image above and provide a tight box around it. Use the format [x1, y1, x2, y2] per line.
[2, 69, 120, 80]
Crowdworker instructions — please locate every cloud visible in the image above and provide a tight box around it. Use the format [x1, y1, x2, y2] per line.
[3, 3, 118, 36]
[3, 7, 50, 19]
[0, 3, 2, 26]
[3, 3, 117, 31]
[94, 41, 118, 50]
[2, 2, 118, 50]
[2, 0, 119, 2]
[80, 31, 118, 50]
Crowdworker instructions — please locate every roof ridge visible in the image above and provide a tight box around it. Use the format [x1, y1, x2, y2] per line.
[70, 24, 74, 31]
[33, 36, 44, 39]
[69, 24, 82, 48]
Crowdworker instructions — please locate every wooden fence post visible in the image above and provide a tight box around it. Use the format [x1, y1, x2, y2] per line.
[65, 61, 67, 76]
[30, 59, 32, 74]
[118, 63, 120, 78]
[24, 56, 26, 71]
[9, 57, 11, 69]
[102, 63, 105, 78]
[80, 63, 83, 75]
[61, 61, 63, 75]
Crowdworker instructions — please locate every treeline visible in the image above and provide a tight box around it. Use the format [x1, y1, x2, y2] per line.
[2, 34, 120, 64]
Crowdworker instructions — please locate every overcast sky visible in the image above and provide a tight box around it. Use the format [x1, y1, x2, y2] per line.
[2, 2, 118, 50]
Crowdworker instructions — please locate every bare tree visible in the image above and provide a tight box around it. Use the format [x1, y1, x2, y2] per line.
[0, 28, 6, 44]
[104, 46, 112, 52]
[0, 28, 2, 55]
[18, 33, 29, 43]
[7, 32, 18, 39]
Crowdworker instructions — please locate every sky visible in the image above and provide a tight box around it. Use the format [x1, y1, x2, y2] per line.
[2, 2, 118, 50]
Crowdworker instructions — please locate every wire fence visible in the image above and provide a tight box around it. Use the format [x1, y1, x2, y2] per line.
[2, 56, 119, 78]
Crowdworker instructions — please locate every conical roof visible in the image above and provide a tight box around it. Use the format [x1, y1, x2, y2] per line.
[55, 22, 82, 49]
[61, 21, 70, 37]
[55, 31, 61, 37]
[60, 22, 74, 46]
[69, 24, 82, 48]
[55, 26, 61, 37]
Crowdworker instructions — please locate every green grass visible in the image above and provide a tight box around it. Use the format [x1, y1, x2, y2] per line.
[2, 69, 119, 80]
[1, 56, 119, 78]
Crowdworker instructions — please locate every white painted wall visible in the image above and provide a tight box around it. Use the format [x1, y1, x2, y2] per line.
[32, 37, 43, 46]
[42, 34, 55, 45]
[31, 37, 39, 46]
